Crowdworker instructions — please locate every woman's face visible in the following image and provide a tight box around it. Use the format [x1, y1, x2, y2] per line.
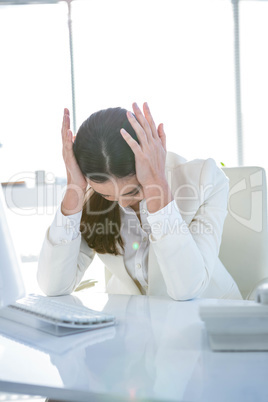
[87, 175, 144, 209]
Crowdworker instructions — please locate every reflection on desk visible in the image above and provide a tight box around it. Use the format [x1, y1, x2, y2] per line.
[0, 293, 268, 402]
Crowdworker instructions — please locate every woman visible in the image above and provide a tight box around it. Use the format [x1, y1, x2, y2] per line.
[37, 102, 242, 300]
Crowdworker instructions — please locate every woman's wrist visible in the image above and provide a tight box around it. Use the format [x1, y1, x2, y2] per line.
[61, 184, 86, 216]
[143, 179, 173, 213]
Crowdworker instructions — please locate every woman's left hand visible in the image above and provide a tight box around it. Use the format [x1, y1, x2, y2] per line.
[120, 102, 173, 213]
[120, 102, 167, 188]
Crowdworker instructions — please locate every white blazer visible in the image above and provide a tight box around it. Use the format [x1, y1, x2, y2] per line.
[37, 152, 242, 300]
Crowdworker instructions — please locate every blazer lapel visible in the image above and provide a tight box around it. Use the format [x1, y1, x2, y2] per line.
[148, 245, 168, 297]
[97, 252, 141, 295]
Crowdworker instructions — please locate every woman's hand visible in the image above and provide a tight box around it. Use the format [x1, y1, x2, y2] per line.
[61, 108, 87, 191]
[61, 108, 88, 216]
[120, 102, 173, 213]
[121, 102, 166, 187]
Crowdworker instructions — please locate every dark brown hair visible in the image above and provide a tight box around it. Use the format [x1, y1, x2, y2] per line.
[73, 107, 138, 255]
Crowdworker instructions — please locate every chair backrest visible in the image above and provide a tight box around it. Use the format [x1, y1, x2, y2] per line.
[219, 166, 268, 299]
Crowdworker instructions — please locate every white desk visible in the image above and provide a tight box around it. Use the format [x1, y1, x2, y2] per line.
[0, 293, 267, 402]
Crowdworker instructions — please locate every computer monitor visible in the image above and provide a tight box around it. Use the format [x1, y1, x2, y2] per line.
[0, 185, 25, 307]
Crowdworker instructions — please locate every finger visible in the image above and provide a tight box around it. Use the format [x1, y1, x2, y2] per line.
[61, 113, 70, 138]
[142, 102, 158, 139]
[158, 123, 166, 151]
[62, 108, 69, 130]
[62, 125, 72, 146]
[120, 128, 143, 156]
[132, 103, 152, 139]
[126, 110, 149, 146]
[63, 129, 74, 151]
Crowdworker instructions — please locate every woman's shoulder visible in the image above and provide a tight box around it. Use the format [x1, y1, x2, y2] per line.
[166, 151, 216, 169]
[165, 151, 188, 167]
[166, 151, 228, 187]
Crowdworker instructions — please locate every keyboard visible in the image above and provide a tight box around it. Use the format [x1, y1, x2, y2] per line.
[0, 294, 116, 336]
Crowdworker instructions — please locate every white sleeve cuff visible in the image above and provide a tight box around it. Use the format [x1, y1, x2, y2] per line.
[48, 206, 83, 246]
[146, 200, 184, 241]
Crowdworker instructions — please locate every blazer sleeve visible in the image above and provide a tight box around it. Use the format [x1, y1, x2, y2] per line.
[147, 158, 229, 301]
[37, 228, 95, 296]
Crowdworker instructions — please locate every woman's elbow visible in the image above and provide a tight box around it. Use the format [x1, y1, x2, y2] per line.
[36, 271, 74, 297]
[167, 274, 209, 301]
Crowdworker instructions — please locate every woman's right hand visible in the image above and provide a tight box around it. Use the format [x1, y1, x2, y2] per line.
[61, 108, 88, 191]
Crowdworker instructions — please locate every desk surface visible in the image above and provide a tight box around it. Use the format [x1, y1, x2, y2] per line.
[0, 293, 267, 402]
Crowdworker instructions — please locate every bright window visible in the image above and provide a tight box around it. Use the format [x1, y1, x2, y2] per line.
[0, 2, 71, 183]
[0, 0, 238, 186]
[72, 0, 237, 166]
[240, 1, 268, 169]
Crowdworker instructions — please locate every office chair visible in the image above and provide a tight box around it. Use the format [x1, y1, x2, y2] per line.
[219, 166, 268, 299]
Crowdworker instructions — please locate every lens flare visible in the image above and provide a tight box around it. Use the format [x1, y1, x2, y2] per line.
[132, 242, 139, 250]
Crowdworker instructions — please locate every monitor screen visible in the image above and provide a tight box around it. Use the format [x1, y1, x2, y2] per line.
[0, 186, 25, 307]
